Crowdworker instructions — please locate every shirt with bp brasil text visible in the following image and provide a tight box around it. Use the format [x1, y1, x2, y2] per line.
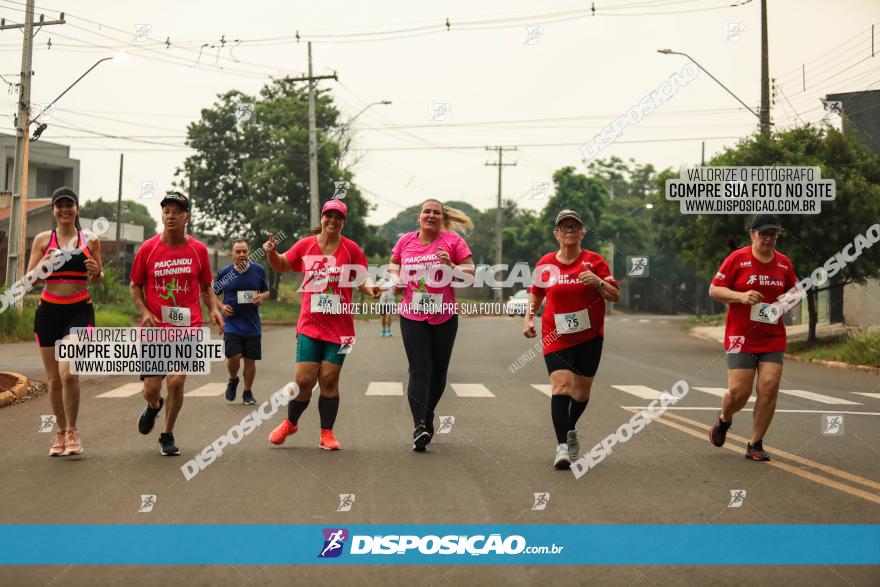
[530, 249, 616, 355]
[213, 262, 269, 337]
[711, 246, 798, 354]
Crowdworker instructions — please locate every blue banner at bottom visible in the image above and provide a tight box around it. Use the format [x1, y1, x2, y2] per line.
[1, 525, 878, 565]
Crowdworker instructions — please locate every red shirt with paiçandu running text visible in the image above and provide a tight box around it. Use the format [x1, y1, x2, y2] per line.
[130, 234, 213, 327]
[711, 246, 798, 354]
[530, 249, 616, 355]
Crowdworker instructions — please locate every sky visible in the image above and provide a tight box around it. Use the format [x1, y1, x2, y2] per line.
[0, 0, 877, 232]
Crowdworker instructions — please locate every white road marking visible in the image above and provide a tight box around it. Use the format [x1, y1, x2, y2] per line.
[96, 382, 143, 398]
[366, 381, 403, 396]
[186, 383, 228, 397]
[450, 383, 495, 397]
[612, 385, 664, 400]
[620, 406, 880, 416]
[531, 384, 552, 397]
[693, 386, 756, 403]
[638, 319, 650, 323]
[779, 389, 860, 405]
[854, 393, 880, 400]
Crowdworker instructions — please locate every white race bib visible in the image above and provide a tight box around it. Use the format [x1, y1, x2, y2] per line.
[554, 308, 590, 334]
[237, 290, 258, 304]
[413, 292, 444, 313]
[750, 302, 780, 324]
[310, 293, 341, 314]
[161, 306, 191, 327]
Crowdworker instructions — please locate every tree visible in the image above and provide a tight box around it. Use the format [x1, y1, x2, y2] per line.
[79, 197, 157, 235]
[656, 125, 880, 340]
[175, 78, 377, 298]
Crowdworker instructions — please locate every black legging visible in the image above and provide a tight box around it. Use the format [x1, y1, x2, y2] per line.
[399, 314, 458, 427]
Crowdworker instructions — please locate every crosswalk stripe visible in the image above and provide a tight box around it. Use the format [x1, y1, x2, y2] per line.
[186, 383, 227, 397]
[96, 383, 143, 398]
[638, 319, 649, 323]
[366, 382, 403, 396]
[779, 389, 860, 405]
[531, 384, 552, 397]
[612, 385, 663, 400]
[693, 387, 756, 403]
[450, 383, 495, 397]
[854, 392, 880, 400]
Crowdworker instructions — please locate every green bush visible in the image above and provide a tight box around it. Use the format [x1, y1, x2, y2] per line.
[0, 301, 37, 343]
[91, 265, 130, 304]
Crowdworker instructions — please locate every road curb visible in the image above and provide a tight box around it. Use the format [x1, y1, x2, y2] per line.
[0, 372, 29, 407]
[782, 354, 879, 375]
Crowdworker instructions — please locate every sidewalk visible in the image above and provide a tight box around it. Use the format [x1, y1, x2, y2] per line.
[689, 322, 853, 345]
[0, 340, 48, 381]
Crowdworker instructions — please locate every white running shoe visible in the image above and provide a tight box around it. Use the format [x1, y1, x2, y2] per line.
[566, 430, 579, 460]
[554, 443, 571, 470]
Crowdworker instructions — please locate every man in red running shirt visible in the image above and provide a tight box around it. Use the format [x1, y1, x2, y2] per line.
[130, 192, 225, 456]
[707, 214, 800, 461]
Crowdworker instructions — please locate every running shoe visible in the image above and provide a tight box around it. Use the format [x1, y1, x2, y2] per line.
[745, 440, 771, 461]
[319, 428, 341, 450]
[413, 423, 431, 452]
[242, 390, 257, 405]
[225, 377, 240, 402]
[63, 429, 83, 456]
[566, 430, 580, 459]
[49, 431, 66, 457]
[709, 411, 732, 447]
[137, 397, 164, 435]
[554, 443, 571, 470]
[269, 419, 298, 445]
[159, 432, 180, 456]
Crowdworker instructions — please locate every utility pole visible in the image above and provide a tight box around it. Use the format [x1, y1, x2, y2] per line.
[485, 146, 517, 303]
[760, 0, 771, 136]
[115, 153, 124, 269]
[1, 1, 65, 294]
[287, 42, 338, 227]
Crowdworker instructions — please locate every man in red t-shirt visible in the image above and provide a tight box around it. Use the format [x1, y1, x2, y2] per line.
[130, 192, 225, 456]
[708, 214, 800, 461]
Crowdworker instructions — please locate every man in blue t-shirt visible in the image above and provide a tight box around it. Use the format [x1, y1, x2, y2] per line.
[213, 239, 270, 405]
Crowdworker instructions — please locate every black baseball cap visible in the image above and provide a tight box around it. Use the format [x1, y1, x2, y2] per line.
[51, 187, 78, 205]
[160, 191, 191, 212]
[555, 209, 583, 227]
[751, 213, 781, 232]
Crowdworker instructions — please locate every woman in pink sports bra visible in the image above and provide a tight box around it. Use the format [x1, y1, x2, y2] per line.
[27, 187, 104, 457]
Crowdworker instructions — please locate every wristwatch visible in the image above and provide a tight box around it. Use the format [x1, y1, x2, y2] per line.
[597, 280, 605, 289]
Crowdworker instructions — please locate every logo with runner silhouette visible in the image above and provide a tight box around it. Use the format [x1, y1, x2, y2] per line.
[531, 492, 550, 511]
[727, 489, 746, 508]
[318, 528, 349, 558]
[727, 336, 745, 353]
[158, 277, 180, 306]
[336, 494, 356, 512]
[821, 414, 844, 435]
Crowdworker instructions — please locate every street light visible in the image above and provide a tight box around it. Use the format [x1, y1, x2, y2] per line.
[657, 49, 761, 121]
[31, 51, 127, 128]
[322, 100, 391, 154]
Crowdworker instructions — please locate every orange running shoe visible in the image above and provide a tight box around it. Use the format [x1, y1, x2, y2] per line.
[63, 429, 83, 456]
[49, 431, 66, 456]
[269, 419, 298, 445]
[319, 428, 341, 450]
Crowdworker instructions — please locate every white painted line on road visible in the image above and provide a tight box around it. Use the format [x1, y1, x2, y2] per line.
[96, 382, 143, 398]
[779, 389, 860, 405]
[531, 384, 552, 397]
[186, 383, 227, 397]
[451, 383, 495, 397]
[854, 392, 880, 400]
[620, 318, 631, 322]
[366, 381, 403, 396]
[693, 387, 756, 403]
[612, 385, 663, 400]
[621, 406, 880, 415]
[638, 319, 650, 323]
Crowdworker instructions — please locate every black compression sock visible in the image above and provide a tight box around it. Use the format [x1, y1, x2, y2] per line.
[287, 398, 310, 425]
[318, 395, 339, 430]
[569, 397, 589, 429]
[551, 395, 571, 444]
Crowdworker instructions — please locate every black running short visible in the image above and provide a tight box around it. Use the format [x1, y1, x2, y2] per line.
[224, 333, 262, 359]
[34, 297, 95, 348]
[544, 336, 604, 377]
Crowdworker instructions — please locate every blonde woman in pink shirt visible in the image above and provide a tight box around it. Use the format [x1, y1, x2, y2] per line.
[389, 199, 475, 452]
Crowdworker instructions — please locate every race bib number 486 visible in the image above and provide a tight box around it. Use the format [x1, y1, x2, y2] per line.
[161, 306, 191, 327]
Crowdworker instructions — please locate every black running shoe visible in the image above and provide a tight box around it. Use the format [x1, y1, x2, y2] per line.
[709, 411, 731, 447]
[413, 423, 431, 452]
[137, 397, 164, 435]
[242, 390, 256, 405]
[159, 432, 180, 456]
[225, 377, 239, 402]
[745, 440, 771, 461]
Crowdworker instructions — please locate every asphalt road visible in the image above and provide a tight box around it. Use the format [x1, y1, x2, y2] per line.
[1, 315, 878, 586]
